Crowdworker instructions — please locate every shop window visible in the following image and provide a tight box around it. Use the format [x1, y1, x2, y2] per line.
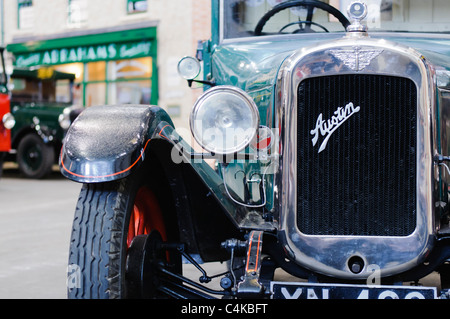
[71, 83, 83, 106]
[55, 80, 72, 103]
[107, 57, 153, 105]
[127, 0, 147, 14]
[54, 63, 84, 105]
[85, 61, 106, 82]
[52, 57, 153, 107]
[85, 83, 106, 106]
[18, 0, 34, 29]
[54, 63, 84, 82]
[108, 80, 151, 105]
[108, 57, 152, 80]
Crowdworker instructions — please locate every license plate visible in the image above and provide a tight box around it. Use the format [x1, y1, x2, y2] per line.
[271, 282, 437, 299]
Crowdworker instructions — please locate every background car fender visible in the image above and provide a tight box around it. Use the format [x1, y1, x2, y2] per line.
[59, 104, 176, 183]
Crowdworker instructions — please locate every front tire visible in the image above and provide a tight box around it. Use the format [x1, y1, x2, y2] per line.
[67, 167, 179, 299]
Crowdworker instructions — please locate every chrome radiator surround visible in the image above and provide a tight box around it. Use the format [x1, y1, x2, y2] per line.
[276, 35, 436, 279]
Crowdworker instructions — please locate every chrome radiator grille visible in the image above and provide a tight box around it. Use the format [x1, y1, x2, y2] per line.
[296, 74, 417, 236]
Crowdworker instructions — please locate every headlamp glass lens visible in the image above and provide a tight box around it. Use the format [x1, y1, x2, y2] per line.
[191, 87, 259, 154]
[177, 57, 201, 80]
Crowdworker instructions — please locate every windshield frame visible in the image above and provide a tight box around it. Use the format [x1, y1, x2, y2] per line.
[218, 0, 226, 43]
[218, 0, 351, 43]
[219, 0, 450, 43]
[0, 47, 7, 86]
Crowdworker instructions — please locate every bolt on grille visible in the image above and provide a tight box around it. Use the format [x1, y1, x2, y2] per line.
[297, 74, 417, 236]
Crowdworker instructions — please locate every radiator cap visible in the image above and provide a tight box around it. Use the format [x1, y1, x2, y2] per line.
[346, 1, 368, 33]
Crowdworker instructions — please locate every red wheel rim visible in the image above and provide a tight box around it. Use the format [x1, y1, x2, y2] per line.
[127, 187, 167, 248]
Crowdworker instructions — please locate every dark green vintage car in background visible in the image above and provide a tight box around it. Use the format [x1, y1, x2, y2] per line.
[3, 67, 82, 179]
[62, 0, 450, 299]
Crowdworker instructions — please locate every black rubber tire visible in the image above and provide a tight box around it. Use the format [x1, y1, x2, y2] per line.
[67, 179, 130, 299]
[17, 134, 54, 179]
[67, 164, 179, 299]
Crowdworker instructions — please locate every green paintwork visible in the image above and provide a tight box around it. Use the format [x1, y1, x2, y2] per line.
[212, 33, 450, 93]
[11, 102, 69, 144]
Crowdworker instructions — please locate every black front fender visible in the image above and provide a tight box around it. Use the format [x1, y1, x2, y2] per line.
[59, 104, 174, 183]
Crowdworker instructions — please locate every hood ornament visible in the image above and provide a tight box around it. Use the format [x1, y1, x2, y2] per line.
[330, 2, 383, 71]
[346, 1, 368, 32]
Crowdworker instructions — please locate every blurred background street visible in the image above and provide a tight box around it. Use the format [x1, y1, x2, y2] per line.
[0, 164, 80, 298]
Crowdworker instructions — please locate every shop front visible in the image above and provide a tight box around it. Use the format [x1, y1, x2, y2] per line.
[6, 23, 158, 107]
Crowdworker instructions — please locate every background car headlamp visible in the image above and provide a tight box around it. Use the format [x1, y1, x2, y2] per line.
[190, 86, 259, 155]
[2, 112, 15, 130]
[58, 107, 72, 129]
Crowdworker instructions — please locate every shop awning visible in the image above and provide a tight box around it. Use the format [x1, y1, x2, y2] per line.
[7, 22, 158, 67]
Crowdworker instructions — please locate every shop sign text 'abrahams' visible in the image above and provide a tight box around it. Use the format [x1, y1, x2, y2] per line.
[15, 41, 152, 67]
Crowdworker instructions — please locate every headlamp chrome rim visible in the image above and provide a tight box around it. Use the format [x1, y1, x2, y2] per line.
[190, 85, 260, 155]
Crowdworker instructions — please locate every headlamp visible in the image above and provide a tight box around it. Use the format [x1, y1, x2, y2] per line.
[58, 107, 72, 130]
[2, 112, 15, 130]
[177, 56, 201, 80]
[190, 86, 259, 155]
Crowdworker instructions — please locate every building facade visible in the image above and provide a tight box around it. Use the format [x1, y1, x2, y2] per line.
[1, 0, 211, 131]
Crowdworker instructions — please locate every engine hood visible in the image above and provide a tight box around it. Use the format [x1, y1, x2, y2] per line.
[211, 32, 450, 92]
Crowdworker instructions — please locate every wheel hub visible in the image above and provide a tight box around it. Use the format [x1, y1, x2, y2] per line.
[125, 231, 164, 298]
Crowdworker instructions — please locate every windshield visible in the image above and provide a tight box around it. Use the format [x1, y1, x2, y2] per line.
[222, 0, 450, 40]
[11, 77, 73, 104]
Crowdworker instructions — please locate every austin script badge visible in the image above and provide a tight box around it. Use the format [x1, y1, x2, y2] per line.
[310, 102, 361, 153]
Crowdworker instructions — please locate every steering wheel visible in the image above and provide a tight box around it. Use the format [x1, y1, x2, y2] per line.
[254, 0, 350, 36]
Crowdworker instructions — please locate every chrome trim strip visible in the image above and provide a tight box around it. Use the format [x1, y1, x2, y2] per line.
[276, 35, 436, 279]
[219, 0, 224, 44]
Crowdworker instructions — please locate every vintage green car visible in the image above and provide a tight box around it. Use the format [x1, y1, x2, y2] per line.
[62, 0, 450, 299]
[0, 47, 12, 179]
[5, 67, 82, 178]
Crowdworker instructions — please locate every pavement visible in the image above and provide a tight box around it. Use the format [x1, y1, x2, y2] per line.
[0, 165, 81, 299]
